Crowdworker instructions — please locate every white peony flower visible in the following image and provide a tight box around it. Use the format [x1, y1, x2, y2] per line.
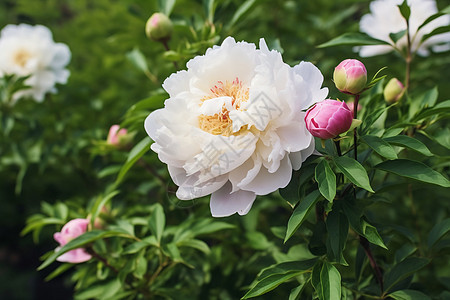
[0, 24, 71, 102]
[358, 0, 450, 57]
[145, 37, 328, 217]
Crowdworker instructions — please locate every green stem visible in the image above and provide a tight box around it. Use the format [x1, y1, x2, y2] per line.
[161, 39, 179, 70]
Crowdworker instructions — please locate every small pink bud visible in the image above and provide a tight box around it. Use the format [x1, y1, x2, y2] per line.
[145, 12, 173, 41]
[107, 125, 129, 147]
[305, 100, 353, 140]
[53, 219, 91, 263]
[333, 59, 367, 95]
[383, 78, 405, 103]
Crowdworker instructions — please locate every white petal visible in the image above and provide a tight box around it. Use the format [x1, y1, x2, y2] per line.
[199, 96, 233, 115]
[240, 155, 292, 195]
[210, 181, 256, 217]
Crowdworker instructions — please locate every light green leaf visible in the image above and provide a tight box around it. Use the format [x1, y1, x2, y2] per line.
[257, 259, 317, 281]
[289, 282, 306, 300]
[384, 257, 430, 293]
[285, 190, 321, 243]
[177, 239, 211, 255]
[158, 0, 176, 16]
[228, 0, 257, 28]
[115, 137, 152, 185]
[361, 220, 388, 249]
[333, 156, 374, 193]
[383, 135, 433, 157]
[389, 289, 431, 300]
[317, 32, 390, 48]
[375, 159, 450, 188]
[361, 135, 398, 160]
[326, 210, 349, 265]
[318, 262, 341, 300]
[418, 5, 450, 31]
[242, 272, 305, 299]
[123, 236, 157, 254]
[427, 218, 450, 248]
[315, 160, 336, 202]
[38, 229, 135, 270]
[126, 48, 149, 74]
[412, 99, 450, 121]
[149, 203, 165, 244]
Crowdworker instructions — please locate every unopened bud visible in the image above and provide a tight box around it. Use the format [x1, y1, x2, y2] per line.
[383, 78, 405, 103]
[333, 59, 367, 95]
[107, 125, 132, 149]
[145, 13, 173, 41]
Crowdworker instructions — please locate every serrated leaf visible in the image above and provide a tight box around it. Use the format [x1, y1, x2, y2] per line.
[383, 135, 433, 157]
[149, 203, 165, 244]
[384, 257, 430, 293]
[285, 190, 321, 243]
[375, 159, 450, 188]
[389, 289, 431, 300]
[318, 32, 390, 48]
[427, 218, 450, 248]
[315, 160, 336, 202]
[361, 135, 398, 160]
[333, 156, 374, 193]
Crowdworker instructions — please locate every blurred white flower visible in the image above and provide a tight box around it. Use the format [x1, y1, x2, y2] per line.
[145, 37, 328, 217]
[358, 0, 450, 57]
[0, 24, 71, 102]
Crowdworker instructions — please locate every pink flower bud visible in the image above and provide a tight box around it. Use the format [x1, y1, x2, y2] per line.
[333, 59, 367, 95]
[107, 125, 128, 147]
[53, 219, 91, 263]
[304, 100, 353, 139]
[383, 78, 405, 103]
[145, 12, 173, 41]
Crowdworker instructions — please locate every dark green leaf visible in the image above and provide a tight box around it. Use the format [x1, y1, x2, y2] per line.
[149, 203, 165, 244]
[257, 259, 317, 281]
[427, 218, 450, 248]
[384, 257, 430, 293]
[389, 289, 431, 300]
[361, 135, 398, 160]
[326, 210, 349, 265]
[315, 160, 336, 202]
[285, 190, 321, 242]
[398, 1, 411, 21]
[361, 104, 395, 134]
[384, 135, 433, 157]
[317, 33, 390, 48]
[333, 156, 374, 193]
[375, 159, 450, 188]
[390, 30, 407, 43]
[242, 272, 303, 299]
[90, 191, 119, 229]
[421, 25, 450, 43]
[418, 5, 450, 31]
[318, 262, 341, 300]
[412, 99, 450, 121]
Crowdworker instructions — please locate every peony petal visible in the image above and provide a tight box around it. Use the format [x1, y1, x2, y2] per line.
[210, 182, 256, 217]
[56, 248, 92, 263]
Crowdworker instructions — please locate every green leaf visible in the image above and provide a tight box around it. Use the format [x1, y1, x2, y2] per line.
[412, 99, 450, 121]
[177, 239, 211, 255]
[361, 219, 388, 249]
[390, 30, 407, 43]
[242, 272, 303, 299]
[418, 5, 450, 31]
[318, 262, 341, 300]
[257, 259, 317, 281]
[361, 103, 395, 134]
[189, 220, 235, 236]
[285, 190, 321, 243]
[203, 0, 215, 23]
[384, 257, 430, 293]
[409, 87, 439, 119]
[228, 0, 257, 28]
[38, 229, 134, 270]
[123, 236, 157, 254]
[75, 279, 122, 300]
[383, 135, 433, 157]
[149, 203, 165, 244]
[333, 156, 374, 193]
[375, 159, 450, 188]
[317, 32, 390, 48]
[389, 289, 431, 300]
[361, 135, 398, 160]
[115, 137, 152, 185]
[44, 263, 74, 281]
[126, 48, 149, 75]
[398, 0, 411, 21]
[289, 282, 306, 300]
[90, 191, 119, 229]
[326, 210, 349, 265]
[315, 160, 336, 202]
[158, 0, 176, 16]
[421, 25, 450, 43]
[427, 218, 450, 248]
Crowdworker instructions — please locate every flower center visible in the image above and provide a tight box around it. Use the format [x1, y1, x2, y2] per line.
[13, 48, 32, 68]
[198, 78, 249, 136]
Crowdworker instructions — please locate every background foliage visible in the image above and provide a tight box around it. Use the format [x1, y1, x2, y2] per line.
[0, 0, 449, 299]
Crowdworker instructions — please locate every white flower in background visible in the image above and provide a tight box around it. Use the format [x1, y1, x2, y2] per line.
[145, 37, 328, 217]
[358, 0, 450, 57]
[0, 24, 71, 102]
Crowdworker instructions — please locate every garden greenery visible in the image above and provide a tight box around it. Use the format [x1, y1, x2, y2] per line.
[1, 0, 449, 299]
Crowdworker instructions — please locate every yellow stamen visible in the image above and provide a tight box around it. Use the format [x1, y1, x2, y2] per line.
[13, 49, 32, 67]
